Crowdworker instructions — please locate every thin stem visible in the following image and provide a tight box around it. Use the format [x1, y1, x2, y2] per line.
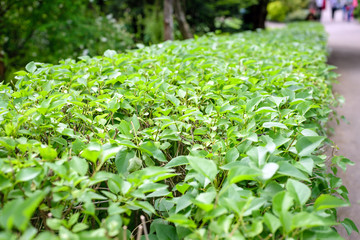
[136, 225, 143, 240]
[140, 215, 150, 240]
[123, 226, 128, 240]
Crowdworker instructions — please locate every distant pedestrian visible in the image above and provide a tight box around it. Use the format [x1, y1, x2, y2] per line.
[344, 0, 358, 21]
[315, 0, 326, 20]
[341, 0, 347, 19]
[330, 0, 340, 20]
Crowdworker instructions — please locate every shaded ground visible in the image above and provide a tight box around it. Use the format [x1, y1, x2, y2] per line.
[322, 6, 360, 240]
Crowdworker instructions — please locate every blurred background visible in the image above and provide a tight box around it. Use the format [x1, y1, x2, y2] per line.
[0, 0, 359, 82]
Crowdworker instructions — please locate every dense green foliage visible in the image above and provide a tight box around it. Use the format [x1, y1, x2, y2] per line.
[354, 6, 360, 20]
[0, 23, 357, 239]
[267, 0, 309, 22]
[267, 1, 288, 22]
[99, 0, 257, 38]
[0, 0, 134, 81]
[1, 0, 308, 82]
[0, 0, 260, 82]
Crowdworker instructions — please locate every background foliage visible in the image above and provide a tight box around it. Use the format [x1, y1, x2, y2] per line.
[0, 0, 134, 82]
[267, 0, 309, 22]
[0, 22, 357, 239]
[0, 0, 311, 82]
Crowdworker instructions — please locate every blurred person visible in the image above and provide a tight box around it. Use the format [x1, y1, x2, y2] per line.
[345, 0, 352, 21]
[316, 0, 326, 20]
[343, 0, 358, 21]
[341, 0, 348, 19]
[307, 0, 326, 20]
[330, 0, 340, 20]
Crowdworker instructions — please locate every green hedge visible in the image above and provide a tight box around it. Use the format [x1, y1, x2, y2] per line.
[0, 22, 356, 239]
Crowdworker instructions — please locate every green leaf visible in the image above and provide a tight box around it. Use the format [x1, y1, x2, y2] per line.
[166, 94, 180, 107]
[153, 223, 179, 240]
[177, 89, 186, 98]
[119, 120, 132, 137]
[295, 136, 326, 157]
[16, 168, 42, 182]
[101, 145, 123, 162]
[46, 218, 63, 231]
[59, 226, 77, 239]
[104, 49, 117, 58]
[16, 191, 47, 231]
[166, 156, 188, 168]
[140, 141, 167, 162]
[301, 129, 318, 136]
[245, 220, 263, 238]
[108, 178, 121, 194]
[246, 96, 263, 112]
[130, 114, 140, 132]
[176, 183, 190, 194]
[263, 122, 288, 129]
[263, 212, 280, 234]
[114, 149, 135, 175]
[295, 158, 314, 175]
[72, 139, 86, 155]
[255, 107, 277, 114]
[261, 162, 279, 180]
[272, 191, 293, 216]
[167, 214, 197, 228]
[193, 191, 216, 212]
[39, 146, 57, 161]
[225, 148, 239, 163]
[331, 155, 354, 172]
[25, 61, 36, 73]
[127, 156, 142, 172]
[175, 194, 193, 213]
[72, 223, 89, 232]
[130, 200, 155, 214]
[227, 165, 261, 184]
[187, 156, 218, 181]
[341, 218, 359, 235]
[80, 142, 101, 163]
[286, 179, 311, 206]
[292, 212, 336, 229]
[0, 175, 11, 191]
[68, 213, 80, 227]
[220, 104, 235, 113]
[314, 194, 349, 210]
[117, 140, 138, 148]
[105, 215, 122, 237]
[70, 157, 88, 176]
[277, 161, 310, 182]
[247, 146, 268, 166]
[269, 96, 287, 107]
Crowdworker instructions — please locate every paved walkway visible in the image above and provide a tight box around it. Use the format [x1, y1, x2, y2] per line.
[322, 5, 360, 240]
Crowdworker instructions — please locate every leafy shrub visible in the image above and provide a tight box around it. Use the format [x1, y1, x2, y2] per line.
[354, 5, 360, 20]
[283, 0, 309, 13]
[267, 1, 288, 22]
[267, 0, 310, 22]
[287, 9, 311, 21]
[0, 23, 357, 239]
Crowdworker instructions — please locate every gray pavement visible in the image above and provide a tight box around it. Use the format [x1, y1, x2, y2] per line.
[323, 4, 360, 240]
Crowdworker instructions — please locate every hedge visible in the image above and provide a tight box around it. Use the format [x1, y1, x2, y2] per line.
[0, 22, 356, 239]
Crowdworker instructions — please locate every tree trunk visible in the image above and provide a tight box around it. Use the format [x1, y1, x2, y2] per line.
[242, 0, 270, 31]
[0, 52, 5, 81]
[174, 0, 193, 39]
[164, 0, 174, 41]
